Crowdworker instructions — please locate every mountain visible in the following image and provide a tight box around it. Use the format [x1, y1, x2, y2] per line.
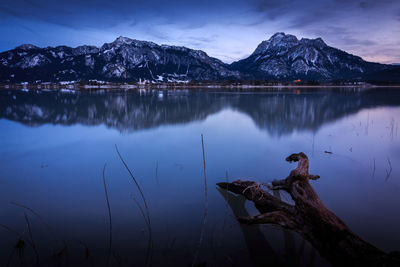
[0, 33, 397, 83]
[230, 32, 389, 81]
[0, 36, 239, 83]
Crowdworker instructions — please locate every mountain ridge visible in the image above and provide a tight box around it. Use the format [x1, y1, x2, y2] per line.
[0, 33, 397, 83]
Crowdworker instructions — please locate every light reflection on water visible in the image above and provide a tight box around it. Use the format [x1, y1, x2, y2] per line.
[0, 88, 399, 266]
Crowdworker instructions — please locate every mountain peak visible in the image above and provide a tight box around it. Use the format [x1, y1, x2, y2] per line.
[300, 37, 327, 48]
[113, 36, 134, 44]
[107, 36, 159, 49]
[15, 44, 39, 50]
[269, 32, 286, 39]
[314, 37, 327, 47]
[253, 32, 299, 55]
[268, 32, 298, 43]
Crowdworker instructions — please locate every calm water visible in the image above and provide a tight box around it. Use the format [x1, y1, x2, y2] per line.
[1, 88, 400, 266]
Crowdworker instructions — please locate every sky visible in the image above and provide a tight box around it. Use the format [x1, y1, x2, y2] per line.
[0, 0, 399, 64]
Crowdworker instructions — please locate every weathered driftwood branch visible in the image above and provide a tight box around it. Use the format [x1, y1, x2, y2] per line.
[217, 152, 400, 266]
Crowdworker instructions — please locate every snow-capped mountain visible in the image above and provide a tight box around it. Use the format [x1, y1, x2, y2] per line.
[0, 36, 239, 83]
[230, 32, 388, 81]
[0, 33, 396, 83]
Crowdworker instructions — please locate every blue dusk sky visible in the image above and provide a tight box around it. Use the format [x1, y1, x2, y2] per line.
[0, 0, 399, 63]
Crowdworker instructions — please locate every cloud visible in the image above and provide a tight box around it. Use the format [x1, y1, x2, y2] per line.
[0, 0, 242, 29]
[0, 0, 399, 63]
[359, 1, 367, 8]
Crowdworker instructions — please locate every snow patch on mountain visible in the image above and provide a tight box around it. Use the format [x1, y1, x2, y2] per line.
[17, 54, 50, 69]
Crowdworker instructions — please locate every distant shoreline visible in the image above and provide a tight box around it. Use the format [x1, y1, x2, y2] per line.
[1, 83, 400, 90]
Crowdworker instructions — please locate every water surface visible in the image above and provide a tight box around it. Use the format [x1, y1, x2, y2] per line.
[1, 88, 400, 266]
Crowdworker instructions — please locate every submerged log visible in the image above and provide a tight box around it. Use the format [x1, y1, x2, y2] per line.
[217, 152, 400, 266]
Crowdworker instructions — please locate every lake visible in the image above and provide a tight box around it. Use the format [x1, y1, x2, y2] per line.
[1, 87, 400, 266]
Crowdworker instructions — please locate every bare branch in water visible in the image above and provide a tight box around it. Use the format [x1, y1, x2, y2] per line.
[0, 223, 34, 261]
[155, 160, 159, 184]
[115, 145, 151, 225]
[10, 202, 59, 247]
[1, 223, 32, 267]
[372, 158, 376, 178]
[131, 195, 153, 267]
[386, 157, 393, 181]
[115, 144, 153, 266]
[192, 134, 208, 267]
[24, 213, 40, 266]
[77, 240, 92, 263]
[102, 163, 112, 267]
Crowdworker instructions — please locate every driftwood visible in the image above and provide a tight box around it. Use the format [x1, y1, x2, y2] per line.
[217, 152, 400, 266]
[216, 187, 309, 267]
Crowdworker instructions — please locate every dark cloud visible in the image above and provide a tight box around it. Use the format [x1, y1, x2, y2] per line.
[359, 2, 367, 8]
[0, 0, 240, 29]
[251, 0, 400, 27]
[17, 23, 39, 35]
[0, 0, 399, 63]
[1, 0, 399, 32]
[252, 0, 294, 17]
[306, 25, 377, 47]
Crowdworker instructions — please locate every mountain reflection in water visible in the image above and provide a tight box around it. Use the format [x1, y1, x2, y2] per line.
[2, 88, 400, 136]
